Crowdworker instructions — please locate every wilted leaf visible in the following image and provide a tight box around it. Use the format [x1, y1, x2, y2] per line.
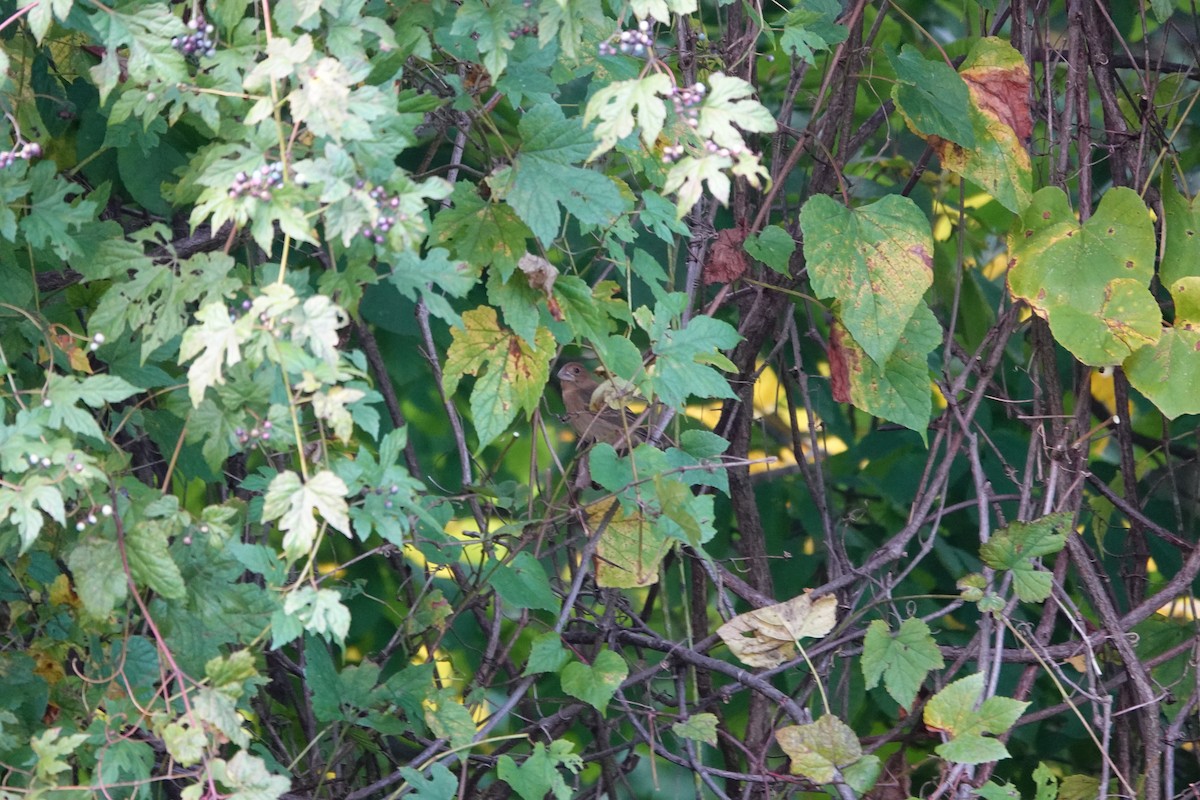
[717, 591, 838, 667]
[703, 226, 748, 285]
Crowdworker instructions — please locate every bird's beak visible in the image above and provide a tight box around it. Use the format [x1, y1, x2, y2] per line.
[556, 365, 573, 382]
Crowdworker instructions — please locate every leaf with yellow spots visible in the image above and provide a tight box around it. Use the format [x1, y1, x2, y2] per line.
[800, 193, 934, 367]
[1008, 187, 1160, 367]
[444, 306, 554, 452]
[587, 497, 671, 588]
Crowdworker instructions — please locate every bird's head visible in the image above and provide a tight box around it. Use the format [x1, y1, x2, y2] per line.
[557, 362, 586, 383]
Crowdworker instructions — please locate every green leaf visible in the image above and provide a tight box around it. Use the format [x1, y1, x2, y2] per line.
[125, 521, 186, 600]
[68, 537, 128, 618]
[205, 649, 258, 692]
[655, 476, 716, 548]
[584, 73, 673, 158]
[431, 184, 532, 281]
[162, 721, 206, 766]
[775, 714, 862, 783]
[451, 0, 522, 77]
[697, 73, 776, 151]
[262, 470, 353, 562]
[30, 727, 89, 781]
[0, 477, 64, 553]
[801, 193, 934, 366]
[828, 303, 938, 437]
[743, 225, 796, 275]
[491, 552, 558, 611]
[507, 104, 628, 245]
[20, 162, 98, 259]
[630, 0, 696, 21]
[1008, 187, 1160, 366]
[282, 586, 351, 645]
[179, 302, 257, 407]
[974, 781, 1022, 800]
[1150, 0, 1173, 21]
[924, 673, 1028, 765]
[538, 0, 604, 60]
[290, 58, 388, 142]
[561, 649, 628, 714]
[649, 311, 741, 407]
[979, 512, 1070, 603]
[498, 740, 583, 800]
[663, 152, 732, 217]
[672, 713, 718, 746]
[889, 45, 975, 148]
[1058, 775, 1102, 800]
[194, 686, 249, 748]
[244, 33, 315, 89]
[36, 373, 138, 441]
[1124, 282, 1200, 418]
[523, 632, 570, 676]
[211, 751, 292, 800]
[443, 306, 555, 451]
[288, 294, 348, 367]
[389, 248, 478, 327]
[398, 764, 459, 800]
[424, 692, 476, 749]
[842, 755, 882, 794]
[1033, 762, 1058, 800]
[778, 0, 848, 60]
[861, 617, 945, 708]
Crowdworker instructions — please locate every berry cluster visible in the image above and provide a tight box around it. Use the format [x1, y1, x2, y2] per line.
[599, 20, 654, 57]
[670, 82, 705, 124]
[88, 332, 105, 352]
[0, 141, 41, 168]
[508, 22, 539, 39]
[358, 183, 407, 245]
[660, 83, 706, 163]
[229, 163, 285, 202]
[73, 504, 113, 532]
[365, 484, 404, 510]
[26, 451, 88, 475]
[235, 420, 273, 446]
[173, 17, 217, 59]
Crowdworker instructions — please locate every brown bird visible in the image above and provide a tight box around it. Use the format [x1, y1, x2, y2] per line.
[557, 362, 659, 449]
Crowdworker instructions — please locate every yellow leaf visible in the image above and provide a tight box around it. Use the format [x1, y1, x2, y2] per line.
[717, 591, 838, 668]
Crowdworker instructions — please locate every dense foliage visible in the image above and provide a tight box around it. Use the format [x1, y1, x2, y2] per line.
[2, 0, 1200, 798]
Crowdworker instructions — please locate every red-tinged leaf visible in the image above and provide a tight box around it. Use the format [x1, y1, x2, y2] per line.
[703, 225, 748, 285]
